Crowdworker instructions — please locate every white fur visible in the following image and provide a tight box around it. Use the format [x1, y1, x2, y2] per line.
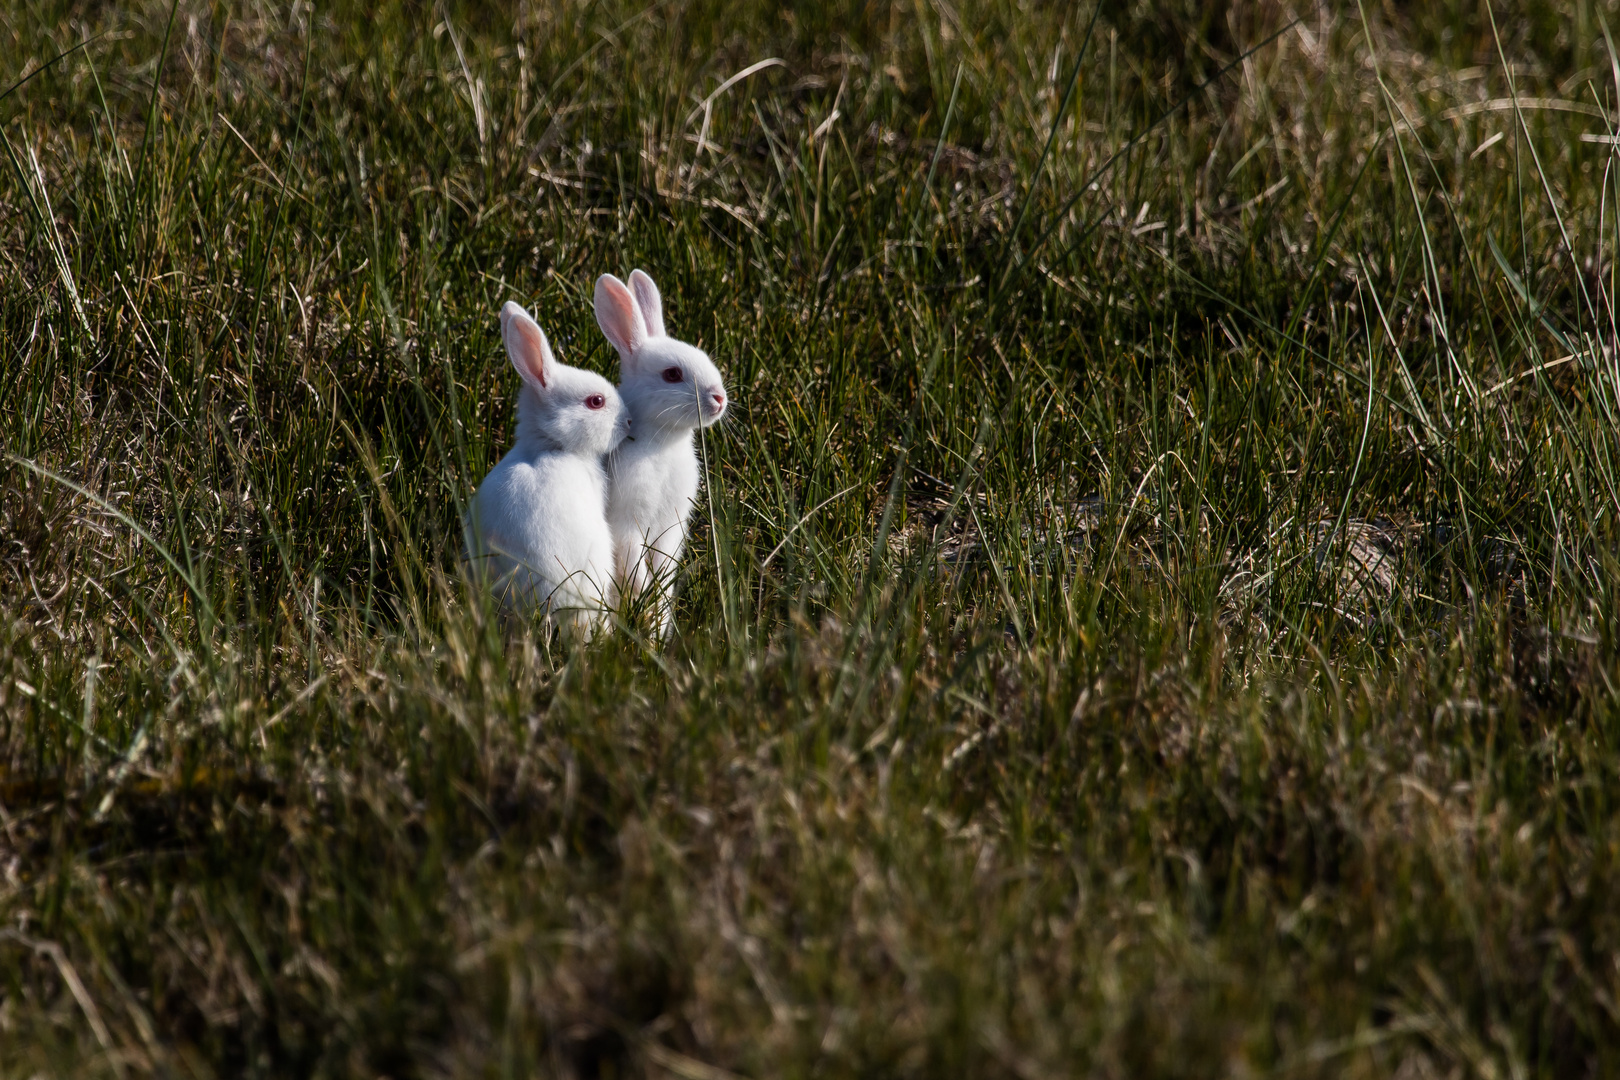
[468, 301, 630, 635]
[595, 270, 727, 636]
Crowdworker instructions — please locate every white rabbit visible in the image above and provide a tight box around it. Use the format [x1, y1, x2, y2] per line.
[467, 300, 630, 635]
[594, 270, 727, 636]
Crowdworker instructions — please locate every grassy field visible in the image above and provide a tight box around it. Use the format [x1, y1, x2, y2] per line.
[2, 0, 1619, 1075]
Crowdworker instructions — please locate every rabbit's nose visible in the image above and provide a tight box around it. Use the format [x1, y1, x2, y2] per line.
[711, 392, 725, 408]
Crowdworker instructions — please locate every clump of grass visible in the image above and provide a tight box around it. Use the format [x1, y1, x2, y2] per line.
[2, 0, 1620, 1075]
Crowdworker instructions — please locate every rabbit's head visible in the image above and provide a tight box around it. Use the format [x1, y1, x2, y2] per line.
[502, 301, 630, 456]
[594, 270, 727, 436]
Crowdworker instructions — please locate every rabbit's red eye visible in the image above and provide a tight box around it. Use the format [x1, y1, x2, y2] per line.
[662, 367, 683, 383]
[585, 394, 606, 410]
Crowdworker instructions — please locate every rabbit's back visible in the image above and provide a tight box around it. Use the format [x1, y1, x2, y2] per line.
[471, 448, 615, 613]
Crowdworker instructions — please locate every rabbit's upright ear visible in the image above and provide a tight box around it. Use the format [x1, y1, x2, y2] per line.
[501, 301, 557, 390]
[629, 269, 665, 338]
[594, 274, 647, 359]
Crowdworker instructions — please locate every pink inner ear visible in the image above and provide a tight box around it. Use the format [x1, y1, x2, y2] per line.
[598, 279, 646, 356]
[510, 319, 550, 387]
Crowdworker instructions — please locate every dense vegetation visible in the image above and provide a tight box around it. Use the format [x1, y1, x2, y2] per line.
[3, 0, 1619, 1075]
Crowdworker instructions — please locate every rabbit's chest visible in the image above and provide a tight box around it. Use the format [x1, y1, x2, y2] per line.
[609, 446, 698, 524]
